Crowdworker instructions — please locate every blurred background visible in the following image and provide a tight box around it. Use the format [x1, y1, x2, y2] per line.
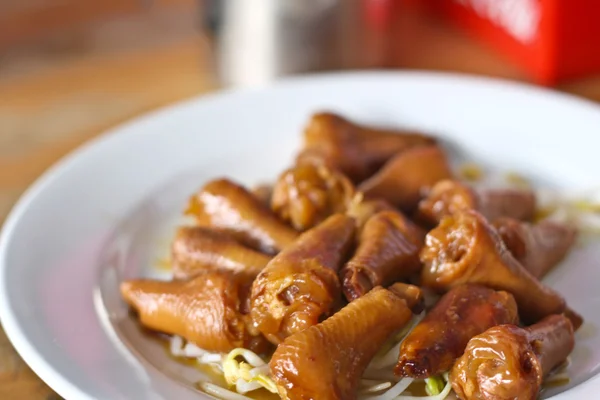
[1, 0, 600, 398]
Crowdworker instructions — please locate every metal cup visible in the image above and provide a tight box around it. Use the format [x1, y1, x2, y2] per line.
[202, 0, 349, 87]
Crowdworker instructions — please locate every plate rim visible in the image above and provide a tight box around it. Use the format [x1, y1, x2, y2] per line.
[1, 70, 600, 400]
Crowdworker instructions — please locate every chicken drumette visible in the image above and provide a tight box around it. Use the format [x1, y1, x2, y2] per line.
[270, 283, 423, 400]
[186, 178, 298, 254]
[341, 210, 424, 301]
[271, 163, 355, 231]
[171, 226, 271, 280]
[250, 214, 355, 344]
[396, 284, 519, 378]
[417, 180, 536, 227]
[296, 112, 435, 182]
[420, 210, 582, 329]
[451, 315, 575, 400]
[121, 272, 269, 353]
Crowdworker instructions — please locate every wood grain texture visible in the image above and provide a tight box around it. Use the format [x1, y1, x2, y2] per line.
[0, 34, 216, 400]
[0, 6, 599, 399]
[0, 37, 217, 223]
[0, 0, 195, 49]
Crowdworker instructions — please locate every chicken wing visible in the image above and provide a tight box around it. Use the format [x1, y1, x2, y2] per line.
[417, 180, 536, 226]
[358, 146, 453, 212]
[270, 283, 421, 400]
[251, 183, 273, 206]
[250, 214, 355, 344]
[346, 193, 396, 231]
[341, 210, 424, 301]
[451, 315, 574, 400]
[171, 226, 271, 280]
[493, 218, 577, 279]
[296, 112, 436, 182]
[420, 210, 582, 328]
[186, 178, 298, 254]
[395, 284, 518, 378]
[121, 273, 269, 353]
[271, 163, 355, 231]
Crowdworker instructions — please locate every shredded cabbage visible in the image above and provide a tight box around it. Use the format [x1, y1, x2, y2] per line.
[425, 375, 445, 396]
[534, 187, 600, 233]
[504, 172, 531, 189]
[170, 335, 185, 356]
[173, 320, 457, 400]
[544, 371, 570, 384]
[222, 348, 278, 394]
[458, 163, 483, 182]
[360, 379, 392, 394]
[396, 377, 452, 400]
[182, 342, 210, 357]
[198, 382, 254, 400]
[170, 335, 223, 366]
[364, 382, 392, 393]
[249, 365, 270, 377]
[361, 378, 414, 400]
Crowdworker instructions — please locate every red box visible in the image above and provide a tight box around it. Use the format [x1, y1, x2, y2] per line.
[428, 0, 600, 85]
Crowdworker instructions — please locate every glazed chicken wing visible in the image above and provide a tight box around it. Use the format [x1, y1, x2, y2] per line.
[270, 283, 422, 400]
[358, 146, 453, 212]
[493, 218, 577, 279]
[420, 210, 582, 328]
[345, 194, 396, 230]
[171, 226, 271, 280]
[121, 273, 269, 353]
[251, 183, 273, 206]
[250, 214, 355, 344]
[296, 112, 436, 182]
[341, 210, 425, 301]
[417, 180, 536, 226]
[271, 163, 355, 231]
[186, 178, 298, 254]
[395, 284, 518, 378]
[451, 315, 575, 400]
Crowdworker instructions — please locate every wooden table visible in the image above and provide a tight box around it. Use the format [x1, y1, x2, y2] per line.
[1, 8, 600, 399]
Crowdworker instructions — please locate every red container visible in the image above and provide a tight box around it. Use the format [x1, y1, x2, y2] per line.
[428, 0, 600, 85]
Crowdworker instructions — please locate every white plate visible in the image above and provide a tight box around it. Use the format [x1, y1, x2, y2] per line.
[1, 72, 600, 400]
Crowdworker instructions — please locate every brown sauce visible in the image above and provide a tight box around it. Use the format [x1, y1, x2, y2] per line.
[542, 376, 570, 390]
[542, 359, 571, 391]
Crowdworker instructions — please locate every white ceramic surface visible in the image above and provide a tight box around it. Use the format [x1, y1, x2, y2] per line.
[1, 72, 599, 400]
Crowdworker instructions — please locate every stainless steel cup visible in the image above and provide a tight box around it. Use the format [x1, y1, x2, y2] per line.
[203, 0, 350, 87]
